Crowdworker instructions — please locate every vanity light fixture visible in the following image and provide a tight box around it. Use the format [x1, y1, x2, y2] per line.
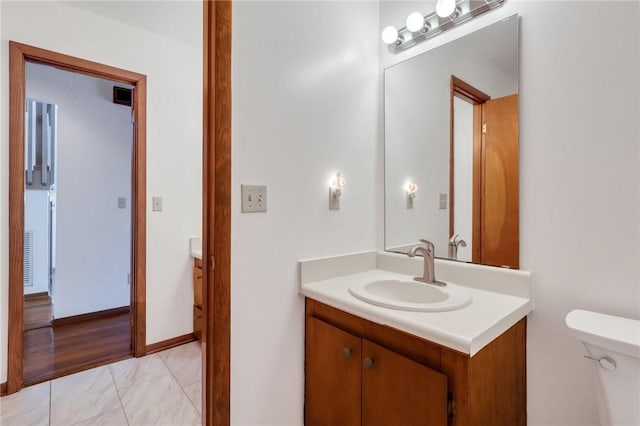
[381, 0, 508, 51]
[435, 0, 457, 18]
[329, 172, 346, 210]
[381, 25, 401, 45]
[406, 12, 428, 33]
[406, 182, 419, 209]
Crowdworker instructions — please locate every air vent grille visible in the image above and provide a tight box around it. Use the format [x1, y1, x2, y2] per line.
[24, 230, 34, 287]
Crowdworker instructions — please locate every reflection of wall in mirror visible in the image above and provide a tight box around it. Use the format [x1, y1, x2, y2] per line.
[384, 18, 517, 259]
[453, 97, 473, 262]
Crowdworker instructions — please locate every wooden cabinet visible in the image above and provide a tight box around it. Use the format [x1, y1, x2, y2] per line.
[305, 316, 447, 426]
[305, 316, 361, 425]
[305, 299, 526, 426]
[362, 340, 448, 426]
[193, 258, 203, 340]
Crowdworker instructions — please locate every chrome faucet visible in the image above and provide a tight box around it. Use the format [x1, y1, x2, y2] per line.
[408, 239, 446, 286]
[448, 234, 467, 261]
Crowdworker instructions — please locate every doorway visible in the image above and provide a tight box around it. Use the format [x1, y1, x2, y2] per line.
[7, 42, 147, 393]
[449, 75, 519, 268]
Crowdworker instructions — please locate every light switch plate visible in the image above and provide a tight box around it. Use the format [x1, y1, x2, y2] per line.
[152, 196, 163, 212]
[241, 185, 267, 213]
[118, 197, 127, 209]
[329, 187, 341, 210]
[438, 193, 448, 210]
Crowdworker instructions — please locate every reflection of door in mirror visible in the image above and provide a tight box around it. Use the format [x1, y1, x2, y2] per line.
[451, 76, 519, 268]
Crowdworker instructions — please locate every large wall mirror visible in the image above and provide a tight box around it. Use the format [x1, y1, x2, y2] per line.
[384, 15, 519, 268]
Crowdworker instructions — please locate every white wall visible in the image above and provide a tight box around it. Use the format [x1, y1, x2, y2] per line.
[26, 63, 132, 318]
[0, 1, 202, 383]
[380, 2, 639, 425]
[231, 1, 380, 424]
[453, 97, 472, 262]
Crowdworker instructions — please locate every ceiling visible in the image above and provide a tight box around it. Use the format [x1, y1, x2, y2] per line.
[63, 0, 202, 47]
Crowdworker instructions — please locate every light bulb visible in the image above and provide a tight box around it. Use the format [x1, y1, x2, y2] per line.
[381, 26, 399, 45]
[435, 0, 456, 18]
[406, 182, 419, 194]
[406, 12, 425, 32]
[333, 172, 346, 190]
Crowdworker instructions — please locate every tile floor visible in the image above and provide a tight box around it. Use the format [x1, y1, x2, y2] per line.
[0, 341, 202, 426]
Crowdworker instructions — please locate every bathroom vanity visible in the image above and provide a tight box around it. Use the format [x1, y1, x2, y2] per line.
[300, 251, 532, 426]
[193, 257, 203, 340]
[191, 237, 203, 340]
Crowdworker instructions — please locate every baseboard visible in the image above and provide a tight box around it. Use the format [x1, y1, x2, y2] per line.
[52, 306, 130, 327]
[1, 382, 7, 396]
[146, 333, 197, 355]
[24, 292, 49, 300]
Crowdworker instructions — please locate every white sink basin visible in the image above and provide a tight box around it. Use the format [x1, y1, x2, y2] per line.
[349, 279, 472, 312]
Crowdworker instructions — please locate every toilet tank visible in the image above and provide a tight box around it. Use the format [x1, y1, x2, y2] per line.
[566, 310, 640, 426]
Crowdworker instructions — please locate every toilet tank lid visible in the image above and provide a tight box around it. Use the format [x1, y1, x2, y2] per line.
[566, 309, 640, 359]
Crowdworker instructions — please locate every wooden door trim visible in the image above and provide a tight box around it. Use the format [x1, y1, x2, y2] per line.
[472, 104, 483, 263]
[7, 41, 147, 394]
[203, 1, 232, 425]
[449, 75, 490, 246]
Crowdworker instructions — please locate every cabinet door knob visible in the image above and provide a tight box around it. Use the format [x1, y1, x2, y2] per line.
[364, 358, 374, 369]
[342, 348, 352, 358]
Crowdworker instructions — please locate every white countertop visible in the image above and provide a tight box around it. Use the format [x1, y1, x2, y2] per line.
[190, 237, 202, 259]
[299, 251, 533, 356]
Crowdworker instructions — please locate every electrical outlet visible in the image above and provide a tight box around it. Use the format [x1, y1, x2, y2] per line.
[241, 185, 267, 213]
[152, 196, 163, 212]
[439, 193, 448, 210]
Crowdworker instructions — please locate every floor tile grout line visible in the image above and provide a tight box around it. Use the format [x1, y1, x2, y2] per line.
[1, 344, 200, 425]
[182, 381, 203, 416]
[0, 381, 51, 425]
[108, 364, 130, 426]
[115, 354, 188, 421]
[110, 354, 172, 392]
[157, 342, 202, 386]
[156, 345, 202, 416]
[51, 366, 120, 426]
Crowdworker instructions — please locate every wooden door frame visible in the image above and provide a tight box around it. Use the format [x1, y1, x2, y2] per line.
[7, 41, 147, 394]
[449, 75, 490, 258]
[203, 1, 232, 425]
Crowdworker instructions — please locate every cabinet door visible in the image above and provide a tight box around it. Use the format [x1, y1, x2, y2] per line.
[193, 305, 203, 340]
[362, 340, 448, 426]
[193, 265, 203, 307]
[305, 316, 361, 426]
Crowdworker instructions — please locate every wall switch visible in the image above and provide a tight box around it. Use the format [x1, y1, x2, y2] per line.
[152, 196, 163, 212]
[438, 193, 448, 210]
[329, 187, 341, 210]
[118, 197, 127, 209]
[241, 185, 267, 213]
[406, 194, 414, 210]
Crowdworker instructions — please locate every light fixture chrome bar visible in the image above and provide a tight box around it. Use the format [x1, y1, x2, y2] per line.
[389, 0, 508, 52]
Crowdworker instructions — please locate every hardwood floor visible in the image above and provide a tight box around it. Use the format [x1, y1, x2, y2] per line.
[24, 294, 54, 331]
[23, 313, 131, 386]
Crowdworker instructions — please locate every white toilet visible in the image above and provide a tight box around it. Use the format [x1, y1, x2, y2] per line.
[566, 309, 640, 426]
